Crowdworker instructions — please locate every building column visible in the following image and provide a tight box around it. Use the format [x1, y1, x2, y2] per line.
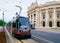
[53, 8, 57, 28]
[46, 9, 49, 28]
[32, 13, 34, 23]
[31, 13, 33, 24]
[33, 13, 35, 27]
[36, 10, 40, 29]
[40, 11, 42, 28]
[30, 14, 31, 23]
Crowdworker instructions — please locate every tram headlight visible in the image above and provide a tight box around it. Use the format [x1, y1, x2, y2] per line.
[29, 30, 31, 32]
[25, 28, 27, 30]
[19, 30, 23, 32]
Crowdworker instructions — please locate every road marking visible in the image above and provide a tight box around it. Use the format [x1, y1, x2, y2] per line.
[32, 31, 60, 40]
[22, 39, 39, 43]
[32, 35, 54, 43]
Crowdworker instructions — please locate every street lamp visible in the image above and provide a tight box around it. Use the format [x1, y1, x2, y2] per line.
[0, 9, 7, 31]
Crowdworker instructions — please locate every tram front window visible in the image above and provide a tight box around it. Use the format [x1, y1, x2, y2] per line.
[19, 18, 30, 26]
[18, 17, 30, 30]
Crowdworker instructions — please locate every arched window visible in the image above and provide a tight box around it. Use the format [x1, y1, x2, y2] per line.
[42, 14, 45, 19]
[49, 21, 52, 27]
[43, 21, 45, 27]
[57, 21, 60, 27]
[34, 14, 36, 20]
[57, 13, 60, 18]
[49, 13, 52, 19]
[31, 15, 32, 19]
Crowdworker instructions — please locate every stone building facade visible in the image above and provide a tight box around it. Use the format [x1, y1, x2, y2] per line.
[27, 1, 60, 29]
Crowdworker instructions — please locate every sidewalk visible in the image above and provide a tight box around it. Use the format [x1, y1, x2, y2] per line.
[5, 26, 21, 43]
[0, 32, 6, 43]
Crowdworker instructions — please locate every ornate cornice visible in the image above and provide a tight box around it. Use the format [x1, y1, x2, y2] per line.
[27, 1, 60, 14]
[40, 1, 60, 8]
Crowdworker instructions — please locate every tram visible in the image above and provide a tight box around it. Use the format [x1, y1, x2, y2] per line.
[12, 16, 31, 39]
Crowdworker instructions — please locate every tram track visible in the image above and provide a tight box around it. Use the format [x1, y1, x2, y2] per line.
[5, 26, 38, 43]
[5, 26, 39, 43]
[20, 40, 24, 43]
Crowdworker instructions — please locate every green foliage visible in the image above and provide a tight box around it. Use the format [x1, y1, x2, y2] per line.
[51, 28, 60, 30]
[7, 21, 12, 26]
[0, 19, 6, 26]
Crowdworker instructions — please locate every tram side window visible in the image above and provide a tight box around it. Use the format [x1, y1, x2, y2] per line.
[19, 22, 21, 26]
[12, 23, 16, 28]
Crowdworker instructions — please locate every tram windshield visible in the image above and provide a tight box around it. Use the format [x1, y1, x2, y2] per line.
[19, 17, 30, 27]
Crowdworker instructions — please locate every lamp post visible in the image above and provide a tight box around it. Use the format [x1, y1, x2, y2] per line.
[0, 9, 6, 31]
[3, 9, 4, 30]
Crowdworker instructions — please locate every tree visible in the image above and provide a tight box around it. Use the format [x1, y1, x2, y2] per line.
[7, 21, 12, 26]
[0, 19, 6, 26]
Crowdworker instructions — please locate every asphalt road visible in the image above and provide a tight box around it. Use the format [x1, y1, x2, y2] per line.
[31, 30, 60, 43]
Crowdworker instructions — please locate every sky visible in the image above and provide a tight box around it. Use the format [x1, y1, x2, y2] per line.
[0, 0, 59, 22]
